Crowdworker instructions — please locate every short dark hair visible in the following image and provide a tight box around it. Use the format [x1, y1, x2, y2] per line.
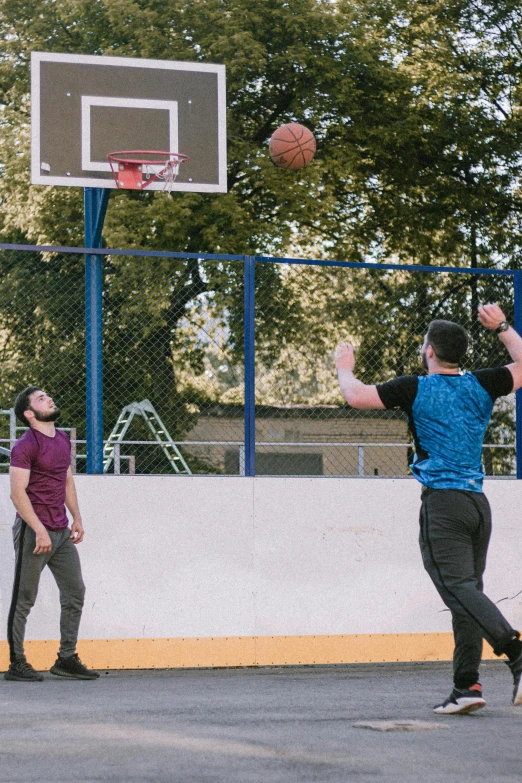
[426, 320, 469, 365]
[14, 386, 41, 425]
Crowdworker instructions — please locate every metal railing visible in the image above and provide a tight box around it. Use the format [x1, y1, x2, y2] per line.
[0, 437, 514, 478]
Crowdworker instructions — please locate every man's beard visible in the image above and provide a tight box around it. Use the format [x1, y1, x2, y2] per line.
[421, 350, 428, 370]
[31, 407, 61, 423]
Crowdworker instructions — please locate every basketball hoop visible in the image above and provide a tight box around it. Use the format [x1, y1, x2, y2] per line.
[108, 150, 189, 192]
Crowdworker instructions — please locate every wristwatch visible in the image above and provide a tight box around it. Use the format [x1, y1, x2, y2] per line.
[495, 321, 509, 334]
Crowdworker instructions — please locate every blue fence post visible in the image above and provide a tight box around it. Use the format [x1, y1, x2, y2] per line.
[84, 187, 110, 474]
[514, 271, 522, 479]
[244, 256, 256, 476]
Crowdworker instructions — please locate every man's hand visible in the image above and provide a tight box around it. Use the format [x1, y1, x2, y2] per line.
[70, 517, 84, 545]
[34, 527, 52, 555]
[478, 303, 507, 330]
[335, 342, 356, 372]
[335, 342, 385, 409]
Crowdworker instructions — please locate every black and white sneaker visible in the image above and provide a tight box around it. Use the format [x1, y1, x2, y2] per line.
[507, 652, 522, 706]
[50, 653, 100, 680]
[4, 657, 44, 682]
[433, 684, 486, 715]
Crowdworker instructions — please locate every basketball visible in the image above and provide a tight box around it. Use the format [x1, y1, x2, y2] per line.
[269, 123, 316, 170]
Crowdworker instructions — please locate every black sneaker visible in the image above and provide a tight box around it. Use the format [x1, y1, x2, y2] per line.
[433, 684, 486, 715]
[507, 652, 522, 706]
[50, 653, 100, 680]
[4, 657, 44, 682]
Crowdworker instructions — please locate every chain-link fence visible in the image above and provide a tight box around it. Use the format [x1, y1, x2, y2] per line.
[0, 246, 85, 467]
[0, 244, 517, 477]
[101, 253, 245, 475]
[253, 260, 515, 477]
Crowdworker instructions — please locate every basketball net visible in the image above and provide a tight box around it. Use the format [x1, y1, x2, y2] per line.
[144, 158, 181, 193]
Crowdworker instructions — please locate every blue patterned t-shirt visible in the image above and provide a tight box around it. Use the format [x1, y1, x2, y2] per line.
[376, 368, 513, 492]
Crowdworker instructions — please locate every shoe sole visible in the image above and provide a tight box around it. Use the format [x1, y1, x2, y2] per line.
[434, 699, 486, 715]
[4, 672, 44, 682]
[49, 666, 99, 680]
[513, 681, 522, 706]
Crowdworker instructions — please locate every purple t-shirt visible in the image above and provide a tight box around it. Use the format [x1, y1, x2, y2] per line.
[10, 428, 71, 530]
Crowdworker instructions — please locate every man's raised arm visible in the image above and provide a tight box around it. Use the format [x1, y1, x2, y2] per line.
[335, 342, 385, 410]
[478, 304, 522, 392]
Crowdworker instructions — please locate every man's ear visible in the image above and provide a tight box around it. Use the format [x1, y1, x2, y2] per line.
[23, 410, 35, 424]
[426, 344, 435, 360]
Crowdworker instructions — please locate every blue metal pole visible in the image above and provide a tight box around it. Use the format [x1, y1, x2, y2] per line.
[514, 271, 522, 479]
[244, 256, 256, 476]
[84, 187, 110, 474]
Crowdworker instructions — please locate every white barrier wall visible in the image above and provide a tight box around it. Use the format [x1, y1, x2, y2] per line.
[1, 476, 521, 669]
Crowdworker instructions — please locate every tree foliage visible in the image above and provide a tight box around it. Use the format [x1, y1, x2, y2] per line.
[1, 1, 522, 472]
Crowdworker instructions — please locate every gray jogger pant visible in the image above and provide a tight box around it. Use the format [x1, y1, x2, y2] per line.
[7, 518, 86, 662]
[419, 487, 516, 688]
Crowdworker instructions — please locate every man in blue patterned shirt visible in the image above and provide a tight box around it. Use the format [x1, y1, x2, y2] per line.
[336, 303, 522, 715]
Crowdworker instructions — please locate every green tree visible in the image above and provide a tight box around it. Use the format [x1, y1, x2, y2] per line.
[1, 0, 408, 460]
[1, 0, 522, 474]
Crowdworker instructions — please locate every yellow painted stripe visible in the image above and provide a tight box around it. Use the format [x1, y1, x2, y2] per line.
[0, 633, 499, 671]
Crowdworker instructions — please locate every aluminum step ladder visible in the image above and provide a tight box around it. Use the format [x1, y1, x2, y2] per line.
[103, 399, 191, 474]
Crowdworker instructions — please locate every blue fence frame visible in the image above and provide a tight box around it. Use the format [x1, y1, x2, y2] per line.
[2, 241, 521, 478]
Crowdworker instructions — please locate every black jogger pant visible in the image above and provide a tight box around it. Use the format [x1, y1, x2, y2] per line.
[419, 488, 517, 689]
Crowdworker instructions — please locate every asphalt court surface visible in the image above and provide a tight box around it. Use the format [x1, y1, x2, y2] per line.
[1, 661, 522, 782]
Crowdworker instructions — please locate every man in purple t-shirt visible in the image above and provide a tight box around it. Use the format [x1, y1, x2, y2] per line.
[5, 386, 99, 682]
